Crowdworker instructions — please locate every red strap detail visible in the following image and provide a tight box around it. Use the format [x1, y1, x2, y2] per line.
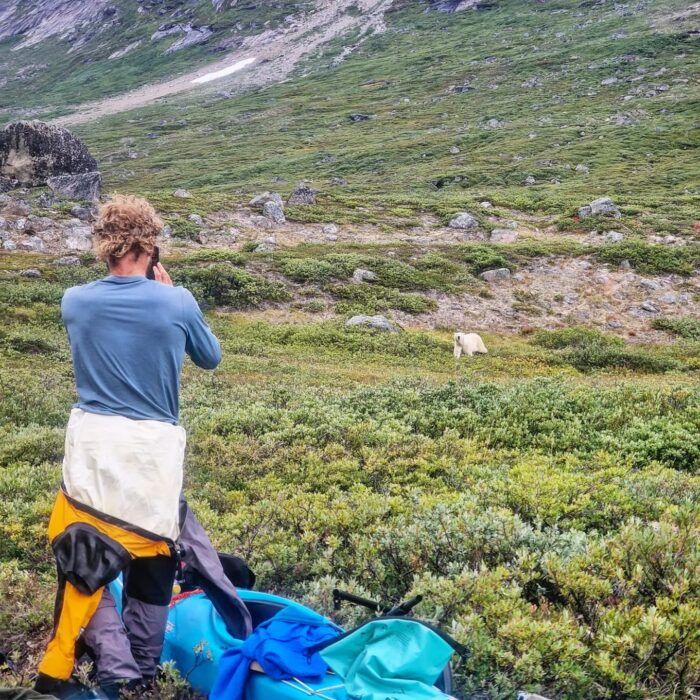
[169, 588, 204, 607]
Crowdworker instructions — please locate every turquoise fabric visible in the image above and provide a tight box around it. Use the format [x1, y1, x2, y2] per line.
[320, 619, 453, 699]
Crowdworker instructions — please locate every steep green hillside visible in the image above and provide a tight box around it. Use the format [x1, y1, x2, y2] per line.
[0, 0, 310, 114]
[76, 0, 699, 233]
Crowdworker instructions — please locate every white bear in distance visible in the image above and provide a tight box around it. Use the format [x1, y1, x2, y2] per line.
[453, 332, 488, 358]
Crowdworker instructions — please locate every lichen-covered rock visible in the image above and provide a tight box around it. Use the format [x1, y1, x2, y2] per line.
[263, 201, 286, 224]
[0, 122, 97, 185]
[579, 197, 621, 219]
[448, 212, 479, 229]
[249, 191, 283, 209]
[47, 172, 101, 201]
[479, 267, 511, 282]
[352, 268, 377, 283]
[345, 315, 399, 332]
[288, 186, 318, 205]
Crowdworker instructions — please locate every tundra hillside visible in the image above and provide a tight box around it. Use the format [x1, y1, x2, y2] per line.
[0, 0, 698, 698]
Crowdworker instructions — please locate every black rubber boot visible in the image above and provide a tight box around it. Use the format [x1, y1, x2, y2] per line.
[34, 672, 107, 699]
[99, 679, 143, 700]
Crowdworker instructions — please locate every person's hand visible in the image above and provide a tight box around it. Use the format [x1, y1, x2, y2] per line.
[154, 263, 173, 286]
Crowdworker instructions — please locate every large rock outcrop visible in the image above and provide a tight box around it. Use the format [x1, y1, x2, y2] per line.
[0, 122, 98, 186]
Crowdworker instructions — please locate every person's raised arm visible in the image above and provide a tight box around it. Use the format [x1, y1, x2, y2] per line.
[181, 287, 222, 370]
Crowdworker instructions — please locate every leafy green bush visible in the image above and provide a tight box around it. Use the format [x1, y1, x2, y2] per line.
[461, 244, 513, 275]
[597, 241, 700, 276]
[531, 327, 623, 350]
[329, 283, 436, 314]
[172, 265, 290, 308]
[653, 317, 700, 340]
[279, 258, 338, 284]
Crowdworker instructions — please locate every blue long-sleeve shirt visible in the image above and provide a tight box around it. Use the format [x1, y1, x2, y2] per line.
[61, 275, 221, 424]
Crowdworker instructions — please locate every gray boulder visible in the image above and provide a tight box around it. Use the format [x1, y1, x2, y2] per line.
[70, 204, 98, 221]
[524, 175, 536, 185]
[20, 268, 41, 278]
[604, 230, 624, 243]
[52, 255, 81, 266]
[322, 223, 338, 236]
[0, 176, 17, 193]
[17, 235, 46, 252]
[575, 164, 589, 173]
[64, 225, 92, 251]
[578, 197, 621, 219]
[249, 191, 283, 209]
[47, 172, 101, 201]
[172, 189, 193, 199]
[449, 145, 461, 155]
[640, 300, 659, 313]
[490, 228, 519, 243]
[188, 213, 204, 225]
[2, 240, 17, 250]
[288, 186, 318, 206]
[448, 212, 479, 229]
[345, 315, 399, 332]
[352, 268, 377, 283]
[0, 122, 97, 185]
[479, 268, 511, 282]
[263, 201, 286, 225]
[348, 114, 370, 122]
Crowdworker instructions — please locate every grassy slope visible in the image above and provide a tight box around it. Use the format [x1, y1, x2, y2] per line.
[70, 0, 700, 234]
[0, 0, 312, 115]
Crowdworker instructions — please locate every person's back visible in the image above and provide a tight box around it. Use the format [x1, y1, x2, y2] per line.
[62, 275, 220, 424]
[36, 194, 226, 700]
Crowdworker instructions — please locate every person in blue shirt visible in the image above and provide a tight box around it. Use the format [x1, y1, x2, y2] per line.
[36, 195, 226, 700]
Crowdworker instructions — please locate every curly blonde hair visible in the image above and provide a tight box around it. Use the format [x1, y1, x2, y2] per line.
[93, 195, 164, 263]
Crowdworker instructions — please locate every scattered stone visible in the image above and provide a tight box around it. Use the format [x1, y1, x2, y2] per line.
[4, 200, 31, 216]
[601, 77, 618, 86]
[0, 176, 17, 193]
[64, 227, 92, 251]
[263, 200, 286, 224]
[663, 235, 678, 245]
[640, 300, 659, 313]
[448, 84, 474, 93]
[0, 121, 97, 185]
[325, 234, 338, 241]
[253, 239, 277, 253]
[449, 145, 461, 155]
[2, 240, 17, 250]
[330, 177, 347, 186]
[251, 215, 273, 230]
[521, 77, 541, 88]
[490, 228, 519, 243]
[620, 259, 632, 269]
[480, 201, 493, 209]
[15, 218, 26, 231]
[70, 204, 97, 221]
[352, 268, 377, 283]
[524, 175, 536, 185]
[47, 172, 101, 201]
[249, 191, 283, 209]
[448, 212, 479, 229]
[52, 255, 81, 266]
[604, 230, 624, 243]
[16, 235, 46, 252]
[638, 278, 659, 290]
[483, 118, 503, 129]
[20, 268, 41, 278]
[172, 189, 193, 199]
[287, 185, 318, 206]
[188, 213, 204, 226]
[660, 293, 678, 304]
[345, 315, 399, 333]
[322, 224, 338, 236]
[578, 197, 621, 219]
[575, 164, 589, 173]
[479, 268, 511, 282]
[161, 224, 172, 238]
[348, 114, 370, 122]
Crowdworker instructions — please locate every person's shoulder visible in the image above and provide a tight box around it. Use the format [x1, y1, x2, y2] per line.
[61, 279, 101, 304]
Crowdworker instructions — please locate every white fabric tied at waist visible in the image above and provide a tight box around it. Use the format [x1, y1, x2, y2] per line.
[62, 408, 186, 541]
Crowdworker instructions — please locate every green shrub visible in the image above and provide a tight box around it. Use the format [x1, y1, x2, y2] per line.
[461, 244, 513, 275]
[597, 242, 700, 276]
[174, 249, 245, 265]
[532, 327, 624, 350]
[280, 258, 338, 284]
[330, 283, 436, 314]
[172, 265, 290, 308]
[652, 317, 700, 340]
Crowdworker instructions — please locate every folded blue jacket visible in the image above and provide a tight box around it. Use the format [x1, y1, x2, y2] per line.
[210, 606, 341, 700]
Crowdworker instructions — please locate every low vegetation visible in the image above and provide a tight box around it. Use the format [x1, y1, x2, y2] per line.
[0, 256, 698, 699]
